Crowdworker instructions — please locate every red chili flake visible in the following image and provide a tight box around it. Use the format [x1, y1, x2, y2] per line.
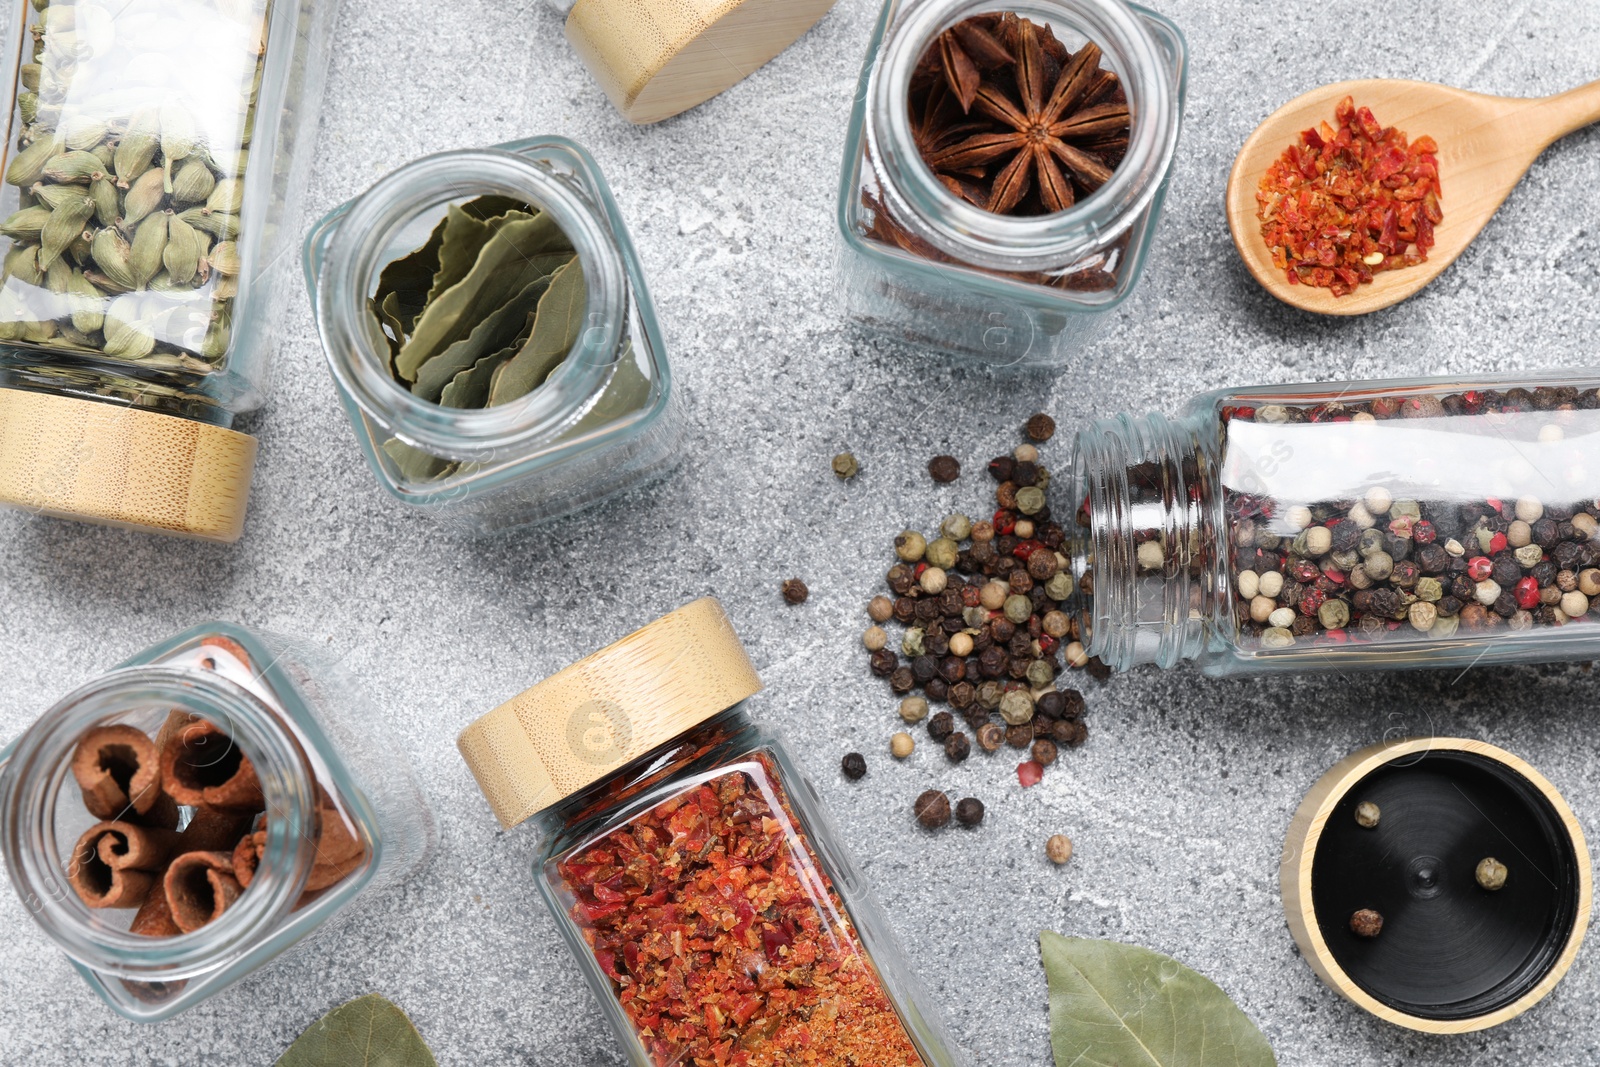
[1017, 761, 1044, 788]
[556, 755, 924, 1067]
[1255, 96, 1442, 297]
[1468, 556, 1494, 582]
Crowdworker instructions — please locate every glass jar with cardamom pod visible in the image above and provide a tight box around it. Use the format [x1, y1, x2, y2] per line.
[837, 0, 1186, 366]
[304, 138, 680, 534]
[1057, 371, 1600, 676]
[0, 622, 436, 1022]
[0, 0, 337, 542]
[457, 598, 966, 1067]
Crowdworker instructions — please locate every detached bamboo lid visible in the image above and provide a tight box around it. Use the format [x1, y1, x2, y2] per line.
[564, 0, 839, 124]
[458, 597, 764, 830]
[0, 387, 257, 543]
[1283, 737, 1591, 1034]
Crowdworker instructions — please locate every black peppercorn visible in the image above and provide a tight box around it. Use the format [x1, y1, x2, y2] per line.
[929, 455, 961, 483]
[949, 681, 976, 709]
[890, 667, 915, 693]
[1491, 555, 1522, 587]
[1013, 460, 1038, 487]
[938, 656, 966, 684]
[781, 578, 810, 604]
[1032, 738, 1059, 766]
[990, 617, 1016, 642]
[1025, 413, 1056, 441]
[869, 649, 897, 676]
[1006, 723, 1033, 749]
[988, 455, 1015, 482]
[928, 711, 955, 742]
[841, 752, 867, 780]
[911, 655, 938, 684]
[1350, 909, 1384, 939]
[924, 678, 950, 703]
[915, 790, 952, 829]
[1036, 691, 1064, 720]
[914, 597, 940, 622]
[978, 646, 1008, 679]
[977, 723, 1004, 751]
[1061, 720, 1089, 748]
[944, 731, 971, 762]
[893, 596, 917, 623]
[1058, 689, 1087, 720]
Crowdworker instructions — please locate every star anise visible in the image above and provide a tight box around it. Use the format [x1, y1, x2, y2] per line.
[926, 20, 1130, 215]
[932, 17, 1013, 112]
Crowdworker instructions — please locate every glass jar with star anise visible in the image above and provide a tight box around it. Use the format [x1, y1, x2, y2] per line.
[837, 0, 1186, 367]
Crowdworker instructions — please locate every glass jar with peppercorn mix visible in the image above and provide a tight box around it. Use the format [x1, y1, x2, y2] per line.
[0, 622, 435, 1022]
[836, 0, 1185, 366]
[304, 137, 680, 535]
[1060, 372, 1600, 675]
[0, 0, 339, 542]
[457, 598, 966, 1067]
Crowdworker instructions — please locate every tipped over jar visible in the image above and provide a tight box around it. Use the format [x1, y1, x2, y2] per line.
[1059, 372, 1600, 675]
[836, 0, 1186, 367]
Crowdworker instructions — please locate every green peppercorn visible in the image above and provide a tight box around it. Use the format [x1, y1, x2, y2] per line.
[1045, 573, 1074, 601]
[915, 790, 951, 829]
[1476, 857, 1508, 891]
[1317, 599, 1350, 630]
[941, 513, 973, 541]
[832, 452, 859, 479]
[895, 530, 927, 562]
[1415, 578, 1443, 603]
[1016, 486, 1046, 515]
[902, 627, 926, 657]
[1025, 659, 1054, 688]
[998, 689, 1035, 725]
[926, 537, 959, 569]
[1003, 594, 1032, 624]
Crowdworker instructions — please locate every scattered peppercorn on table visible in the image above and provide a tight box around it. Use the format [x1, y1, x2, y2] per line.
[0, 0, 1597, 1065]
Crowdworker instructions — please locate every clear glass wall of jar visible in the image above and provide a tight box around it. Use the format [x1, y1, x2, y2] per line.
[0, 623, 435, 1021]
[0, 0, 338, 541]
[1062, 372, 1600, 675]
[837, 0, 1185, 367]
[304, 139, 680, 535]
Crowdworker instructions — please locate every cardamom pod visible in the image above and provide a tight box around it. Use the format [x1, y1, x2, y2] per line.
[170, 157, 215, 204]
[18, 92, 39, 125]
[64, 119, 107, 152]
[209, 240, 241, 276]
[159, 101, 196, 162]
[114, 108, 160, 184]
[121, 166, 166, 228]
[39, 194, 95, 270]
[0, 205, 52, 241]
[19, 63, 40, 91]
[30, 181, 88, 211]
[41, 149, 103, 185]
[90, 226, 135, 289]
[207, 147, 248, 178]
[5, 243, 42, 287]
[181, 207, 240, 241]
[90, 175, 118, 227]
[84, 268, 132, 294]
[67, 267, 103, 333]
[92, 141, 114, 170]
[6, 136, 60, 187]
[163, 212, 201, 284]
[21, 317, 56, 343]
[206, 177, 243, 215]
[45, 256, 69, 298]
[129, 212, 167, 287]
[213, 274, 239, 300]
[201, 312, 231, 360]
[103, 294, 155, 359]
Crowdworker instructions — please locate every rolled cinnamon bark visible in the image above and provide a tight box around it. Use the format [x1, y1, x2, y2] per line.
[231, 829, 265, 888]
[159, 718, 265, 812]
[71, 725, 173, 824]
[129, 886, 184, 938]
[232, 806, 367, 893]
[68, 821, 179, 909]
[164, 851, 243, 933]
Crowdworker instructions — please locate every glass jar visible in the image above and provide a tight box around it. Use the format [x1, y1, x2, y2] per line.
[457, 598, 966, 1067]
[0, 0, 338, 542]
[1063, 371, 1600, 676]
[304, 138, 680, 535]
[0, 622, 435, 1022]
[837, 0, 1185, 366]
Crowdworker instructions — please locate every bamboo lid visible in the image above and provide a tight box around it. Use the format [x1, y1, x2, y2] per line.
[1282, 737, 1591, 1034]
[564, 0, 839, 124]
[0, 387, 257, 543]
[458, 597, 764, 830]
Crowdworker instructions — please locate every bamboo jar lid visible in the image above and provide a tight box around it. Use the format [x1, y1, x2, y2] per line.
[1283, 738, 1591, 1033]
[458, 597, 764, 830]
[564, 0, 839, 124]
[0, 387, 257, 543]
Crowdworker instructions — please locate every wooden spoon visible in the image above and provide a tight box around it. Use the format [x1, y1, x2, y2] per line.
[1226, 78, 1600, 316]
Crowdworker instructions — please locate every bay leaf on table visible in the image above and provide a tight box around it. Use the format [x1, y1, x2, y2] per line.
[396, 213, 570, 382]
[408, 264, 564, 403]
[1042, 931, 1276, 1067]
[487, 256, 586, 407]
[440, 345, 517, 409]
[274, 994, 436, 1067]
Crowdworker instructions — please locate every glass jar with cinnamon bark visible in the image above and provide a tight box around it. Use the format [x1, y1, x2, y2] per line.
[0, 623, 435, 1021]
[457, 598, 966, 1067]
[837, 0, 1186, 366]
[1056, 370, 1600, 675]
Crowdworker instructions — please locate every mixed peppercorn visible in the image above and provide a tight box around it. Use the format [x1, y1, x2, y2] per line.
[1225, 387, 1600, 651]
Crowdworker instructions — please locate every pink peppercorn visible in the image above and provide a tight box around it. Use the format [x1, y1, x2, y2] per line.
[1489, 532, 1509, 555]
[1018, 761, 1044, 787]
[1413, 520, 1437, 545]
[1516, 577, 1541, 610]
[1468, 557, 1494, 582]
[1300, 588, 1327, 617]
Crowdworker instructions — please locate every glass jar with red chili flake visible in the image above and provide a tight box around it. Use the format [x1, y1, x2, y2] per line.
[458, 599, 965, 1067]
[1056, 372, 1600, 675]
[837, 0, 1187, 367]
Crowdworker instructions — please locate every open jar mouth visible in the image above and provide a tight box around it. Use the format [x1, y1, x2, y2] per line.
[0, 668, 318, 981]
[868, 0, 1183, 271]
[314, 149, 628, 461]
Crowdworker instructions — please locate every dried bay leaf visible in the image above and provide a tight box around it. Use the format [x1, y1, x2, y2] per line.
[487, 257, 586, 407]
[439, 346, 516, 410]
[374, 216, 447, 332]
[1042, 932, 1276, 1067]
[458, 194, 532, 223]
[382, 437, 455, 484]
[396, 213, 569, 382]
[409, 267, 562, 403]
[421, 204, 493, 308]
[275, 994, 436, 1067]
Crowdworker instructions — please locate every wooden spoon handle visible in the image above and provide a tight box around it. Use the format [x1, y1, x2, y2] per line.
[1537, 78, 1600, 144]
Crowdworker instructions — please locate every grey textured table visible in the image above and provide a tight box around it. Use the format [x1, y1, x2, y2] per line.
[2, 0, 1598, 1063]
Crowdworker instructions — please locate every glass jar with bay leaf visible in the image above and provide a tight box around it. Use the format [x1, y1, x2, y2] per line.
[0, 0, 338, 542]
[836, 0, 1186, 366]
[0, 623, 435, 1022]
[304, 138, 679, 534]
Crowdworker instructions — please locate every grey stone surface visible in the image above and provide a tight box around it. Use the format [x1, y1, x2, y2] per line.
[2, 0, 1599, 1063]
